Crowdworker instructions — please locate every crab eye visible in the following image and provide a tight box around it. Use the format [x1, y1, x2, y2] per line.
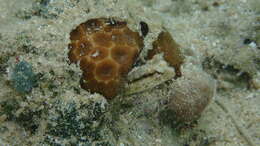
[140, 21, 149, 37]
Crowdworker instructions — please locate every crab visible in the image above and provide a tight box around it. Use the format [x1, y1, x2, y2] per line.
[68, 17, 184, 99]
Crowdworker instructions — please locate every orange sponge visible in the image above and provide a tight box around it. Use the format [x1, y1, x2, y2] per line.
[68, 18, 143, 99]
[147, 31, 184, 78]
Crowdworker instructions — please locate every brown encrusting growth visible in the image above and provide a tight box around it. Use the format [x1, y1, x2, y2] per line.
[68, 18, 143, 99]
[147, 31, 184, 78]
